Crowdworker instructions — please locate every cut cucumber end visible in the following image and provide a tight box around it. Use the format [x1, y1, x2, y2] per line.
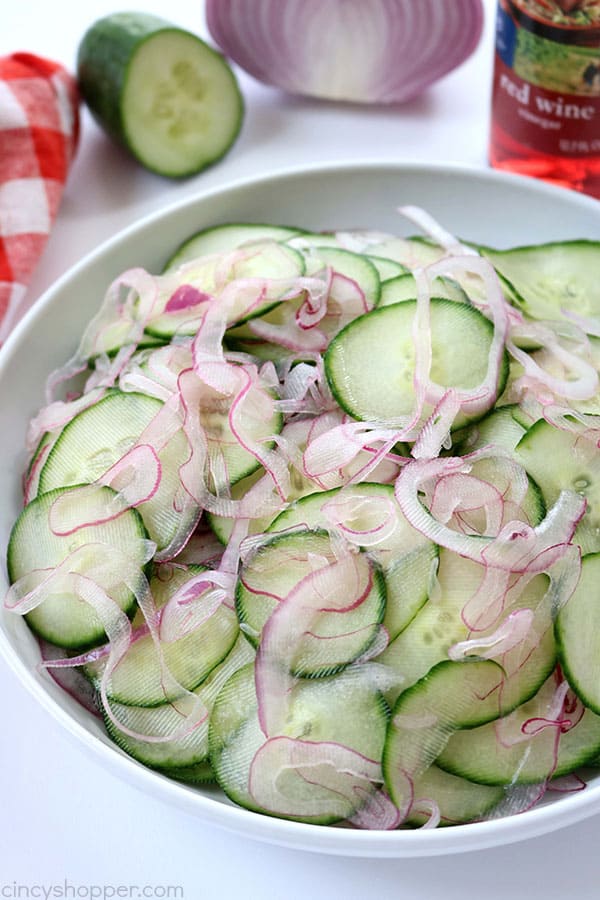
[122, 30, 243, 178]
[78, 15, 244, 178]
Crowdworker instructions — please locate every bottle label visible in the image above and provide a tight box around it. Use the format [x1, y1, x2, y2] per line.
[492, 1, 600, 157]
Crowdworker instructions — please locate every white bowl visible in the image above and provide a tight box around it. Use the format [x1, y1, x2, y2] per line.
[1, 162, 599, 858]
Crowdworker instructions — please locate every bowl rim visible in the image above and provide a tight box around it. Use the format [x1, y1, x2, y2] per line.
[2, 159, 600, 858]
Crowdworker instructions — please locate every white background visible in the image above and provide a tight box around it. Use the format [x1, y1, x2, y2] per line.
[1, 1, 599, 897]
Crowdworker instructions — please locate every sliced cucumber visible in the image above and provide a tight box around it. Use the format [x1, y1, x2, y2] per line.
[367, 236, 445, 269]
[407, 766, 505, 827]
[378, 275, 470, 308]
[516, 419, 600, 554]
[7, 485, 148, 649]
[165, 224, 306, 268]
[267, 484, 437, 641]
[38, 390, 191, 552]
[224, 246, 379, 349]
[459, 404, 528, 453]
[236, 529, 385, 677]
[224, 336, 295, 364]
[383, 659, 506, 813]
[104, 634, 254, 770]
[147, 242, 306, 339]
[306, 246, 381, 310]
[479, 241, 600, 323]
[87, 565, 239, 707]
[437, 674, 600, 785]
[209, 663, 388, 824]
[325, 299, 508, 429]
[379, 548, 556, 710]
[556, 554, 600, 714]
[77, 13, 243, 178]
[161, 761, 215, 784]
[366, 256, 409, 282]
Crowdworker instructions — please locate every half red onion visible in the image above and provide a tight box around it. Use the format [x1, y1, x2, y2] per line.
[206, 0, 483, 104]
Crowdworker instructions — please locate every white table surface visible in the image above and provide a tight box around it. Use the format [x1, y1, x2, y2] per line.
[2, 1, 600, 897]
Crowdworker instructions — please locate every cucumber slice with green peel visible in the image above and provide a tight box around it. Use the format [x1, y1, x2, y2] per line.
[522, 343, 600, 417]
[147, 242, 306, 339]
[516, 419, 600, 555]
[209, 663, 388, 824]
[378, 275, 470, 308]
[77, 13, 243, 178]
[207, 446, 321, 545]
[224, 335, 296, 364]
[306, 246, 381, 310]
[479, 241, 600, 323]
[225, 246, 380, 349]
[206, 469, 268, 545]
[379, 548, 556, 710]
[406, 766, 505, 827]
[556, 554, 600, 714]
[24, 430, 60, 502]
[367, 236, 446, 269]
[235, 529, 386, 677]
[7, 485, 148, 650]
[103, 634, 254, 770]
[325, 299, 509, 429]
[38, 390, 192, 553]
[459, 404, 529, 454]
[383, 659, 507, 813]
[367, 256, 409, 282]
[87, 565, 239, 707]
[38, 390, 162, 492]
[267, 484, 437, 641]
[159, 761, 215, 784]
[165, 224, 306, 268]
[457, 456, 545, 528]
[437, 674, 600, 785]
[286, 232, 342, 250]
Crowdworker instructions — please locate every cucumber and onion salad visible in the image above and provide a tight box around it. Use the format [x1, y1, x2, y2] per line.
[5, 206, 600, 830]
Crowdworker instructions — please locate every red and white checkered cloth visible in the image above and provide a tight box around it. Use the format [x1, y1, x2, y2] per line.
[0, 53, 79, 342]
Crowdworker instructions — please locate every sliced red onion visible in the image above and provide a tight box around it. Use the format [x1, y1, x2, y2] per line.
[207, 0, 483, 105]
[255, 551, 373, 737]
[483, 783, 547, 820]
[348, 787, 401, 831]
[165, 285, 212, 313]
[429, 472, 504, 536]
[561, 308, 600, 338]
[448, 608, 535, 661]
[321, 492, 399, 548]
[399, 206, 478, 257]
[99, 444, 162, 508]
[176, 367, 288, 521]
[26, 387, 106, 453]
[47, 487, 123, 537]
[38, 639, 101, 716]
[395, 450, 585, 566]
[46, 268, 159, 403]
[547, 774, 587, 793]
[521, 681, 570, 737]
[248, 736, 382, 822]
[410, 798, 442, 830]
[159, 574, 228, 643]
[425, 255, 510, 419]
[303, 421, 403, 481]
[411, 392, 462, 460]
[508, 328, 599, 402]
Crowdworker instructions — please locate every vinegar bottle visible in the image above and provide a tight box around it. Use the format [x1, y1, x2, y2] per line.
[489, 0, 600, 198]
